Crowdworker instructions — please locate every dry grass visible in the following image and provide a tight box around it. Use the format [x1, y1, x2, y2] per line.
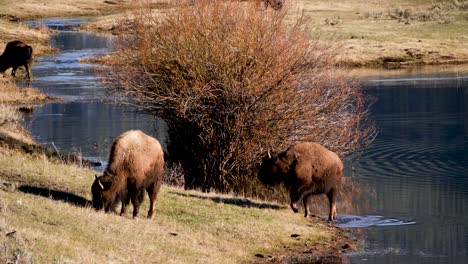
[0, 106, 37, 153]
[296, 0, 468, 66]
[0, 0, 118, 20]
[0, 104, 20, 125]
[0, 18, 53, 57]
[0, 151, 347, 263]
[0, 78, 49, 104]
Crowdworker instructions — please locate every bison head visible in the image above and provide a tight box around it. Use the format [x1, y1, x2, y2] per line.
[91, 175, 116, 212]
[257, 150, 283, 186]
[268, 0, 283, 10]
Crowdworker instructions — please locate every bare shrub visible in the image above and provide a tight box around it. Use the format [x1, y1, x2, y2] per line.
[103, 0, 374, 194]
[388, 7, 412, 23]
[164, 163, 186, 187]
[433, 0, 468, 11]
[387, 1, 466, 24]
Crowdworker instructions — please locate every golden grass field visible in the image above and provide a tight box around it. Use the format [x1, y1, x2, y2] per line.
[298, 0, 468, 66]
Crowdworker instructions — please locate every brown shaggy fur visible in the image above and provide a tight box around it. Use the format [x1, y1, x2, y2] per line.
[92, 130, 164, 218]
[258, 142, 343, 221]
[0, 40, 33, 80]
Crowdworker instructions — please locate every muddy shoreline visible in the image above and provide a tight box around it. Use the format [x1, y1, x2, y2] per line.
[252, 221, 356, 264]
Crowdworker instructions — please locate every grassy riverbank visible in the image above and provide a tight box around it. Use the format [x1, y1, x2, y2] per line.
[0, 143, 352, 263]
[0, 100, 353, 262]
[0, 79, 50, 104]
[298, 0, 468, 67]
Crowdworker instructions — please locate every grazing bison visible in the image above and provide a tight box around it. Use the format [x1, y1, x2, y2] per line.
[92, 130, 164, 218]
[258, 142, 343, 221]
[259, 0, 283, 10]
[0, 40, 33, 80]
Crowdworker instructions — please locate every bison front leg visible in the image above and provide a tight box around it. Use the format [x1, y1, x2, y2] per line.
[289, 188, 301, 213]
[326, 188, 338, 221]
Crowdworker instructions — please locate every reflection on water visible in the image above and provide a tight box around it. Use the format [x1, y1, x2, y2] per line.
[345, 67, 468, 264]
[337, 215, 416, 228]
[25, 17, 89, 30]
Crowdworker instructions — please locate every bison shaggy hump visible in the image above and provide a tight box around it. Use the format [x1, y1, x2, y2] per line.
[92, 130, 164, 218]
[258, 142, 343, 221]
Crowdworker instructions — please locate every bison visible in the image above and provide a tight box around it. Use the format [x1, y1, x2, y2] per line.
[258, 142, 343, 221]
[258, 0, 283, 10]
[0, 40, 33, 80]
[92, 130, 164, 218]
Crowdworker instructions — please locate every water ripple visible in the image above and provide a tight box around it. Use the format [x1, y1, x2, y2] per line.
[337, 215, 416, 228]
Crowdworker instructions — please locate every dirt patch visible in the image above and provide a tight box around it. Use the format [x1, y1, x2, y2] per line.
[252, 218, 356, 264]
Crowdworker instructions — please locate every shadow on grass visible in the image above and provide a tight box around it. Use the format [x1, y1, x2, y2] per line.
[170, 192, 285, 210]
[18, 185, 91, 207]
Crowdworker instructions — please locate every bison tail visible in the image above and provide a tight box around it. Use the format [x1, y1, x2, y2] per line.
[27, 46, 33, 58]
[138, 188, 145, 202]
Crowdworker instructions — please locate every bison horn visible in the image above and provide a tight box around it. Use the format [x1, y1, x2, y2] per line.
[97, 178, 104, 189]
[267, 146, 274, 159]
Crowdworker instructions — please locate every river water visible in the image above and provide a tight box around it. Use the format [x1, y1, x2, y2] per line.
[343, 66, 468, 264]
[23, 19, 468, 264]
[23, 18, 160, 171]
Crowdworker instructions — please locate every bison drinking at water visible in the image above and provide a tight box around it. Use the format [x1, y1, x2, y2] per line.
[92, 130, 164, 218]
[258, 142, 343, 221]
[0, 40, 33, 80]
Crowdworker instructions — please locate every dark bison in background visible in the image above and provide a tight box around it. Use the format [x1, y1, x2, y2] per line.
[0, 40, 33, 80]
[258, 142, 343, 221]
[92, 130, 164, 219]
[261, 0, 283, 10]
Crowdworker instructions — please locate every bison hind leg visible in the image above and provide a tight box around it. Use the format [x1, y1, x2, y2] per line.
[120, 192, 131, 216]
[129, 187, 145, 218]
[303, 194, 315, 218]
[326, 188, 338, 221]
[146, 179, 163, 219]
